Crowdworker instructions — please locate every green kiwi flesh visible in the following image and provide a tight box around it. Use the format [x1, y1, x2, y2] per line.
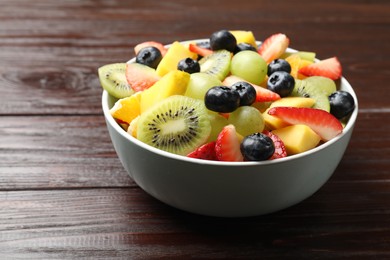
[199, 50, 231, 81]
[98, 63, 134, 98]
[136, 95, 211, 156]
[291, 77, 336, 112]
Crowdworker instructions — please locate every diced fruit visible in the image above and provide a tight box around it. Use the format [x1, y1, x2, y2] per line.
[281, 51, 316, 62]
[228, 106, 265, 136]
[291, 76, 336, 112]
[140, 70, 190, 113]
[187, 141, 218, 161]
[135, 46, 162, 69]
[263, 131, 287, 159]
[210, 30, 237, 52]
[156, 41, 197, 76]
[207, 112, 229, 142]
[240, 133, 275, 161]
[98, 63, 134, 99]
[328, 90, 356, 119]
[127, 115, 140, 138]
[258, 33, 290, 63]
[199, 49, 231, 81]
[298, 57, 342, 80]
[184, 72, 222, 100]
[110, 92, 142, 124]
[262, 97, 316, 130]
[268, 107, 343, 141]
[125, 63, 161, 92]
[189, 43, 213, 57]
[267, 71, 295, 97]
[230, 30, 257, 48]
[134, 41, 167, 56]
[137, 95, 211, 156]
[230, 50, 267, 85]
[223, 75, 281, 102]
[285, 54, 313, 79]
[177, 58, 200, 74]
[271, 125, 321, 155]
[205, 86, 240, 113]
[215, 124, 244, 162]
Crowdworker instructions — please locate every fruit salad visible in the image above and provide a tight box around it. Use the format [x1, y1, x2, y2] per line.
[99, 30, 355, 162]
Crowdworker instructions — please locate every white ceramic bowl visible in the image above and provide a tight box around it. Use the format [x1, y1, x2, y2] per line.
[102, 42, 358, 217]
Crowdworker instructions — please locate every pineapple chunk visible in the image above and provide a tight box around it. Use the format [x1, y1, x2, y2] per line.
[263, 97, 315, 130]
[140, 70, 190, 113]
[272, 124, 321, 155]
[230, 30, 257, 48]
[110, 92, 142, 124]
[156, 41, 197, 77]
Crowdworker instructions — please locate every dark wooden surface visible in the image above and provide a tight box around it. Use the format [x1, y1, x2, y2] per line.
[1, 0, 389, 259]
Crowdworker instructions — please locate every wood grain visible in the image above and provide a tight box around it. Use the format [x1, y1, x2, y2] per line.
[1, 0, 389, 258]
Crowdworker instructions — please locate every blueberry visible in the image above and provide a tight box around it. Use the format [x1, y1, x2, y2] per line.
[136, 46, 162, 69]
[205, 86, 240, 113]
[210, 30, 237, 52]
[267, 59, 291, 76]
[267, 71, 295, 97]
[230, 81, 257, 106]
[234, 43, 257, 54]
[240, 133, 275, 161]
[329, 90, 355, 119]
[177, 58, 200, 74]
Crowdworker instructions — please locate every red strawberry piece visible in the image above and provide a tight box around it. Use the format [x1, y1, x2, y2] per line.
[187, 141, 218, 161]
[134, 41, 168, 56]
[298, 57, 342, 80]
[215, 124, 244, 162]
[268, 107, 343, 141]
[125, 63, 161, 92]
[258, 33, 290, 63]
[223, 75, 280, 102]
[189, 43, 213, 57]
[263, 130, 287, 160]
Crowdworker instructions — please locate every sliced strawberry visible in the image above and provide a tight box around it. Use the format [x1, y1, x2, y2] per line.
[134, 41, 168, 56]
[298, 57, 342, 80]
[263, 130, 287, 160]
[187, 141, 218, 161]
[125, 63, 161, 92]
[189, 43, 213, 57]
[267, 107, 343, 141]
[223, 75, 280, 102]
[258, 33, 290, 63]
[215, 124, 244, 162]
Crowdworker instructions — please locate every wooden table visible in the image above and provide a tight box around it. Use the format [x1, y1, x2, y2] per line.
[1, 1, 389, 258]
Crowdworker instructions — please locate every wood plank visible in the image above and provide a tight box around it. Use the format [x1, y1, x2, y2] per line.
[0, 1, 389, 115]
[0, 115, 133, 189]
[0, 187, 389, 259]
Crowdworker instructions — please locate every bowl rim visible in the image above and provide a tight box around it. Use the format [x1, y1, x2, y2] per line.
[102, 39, 358, 167]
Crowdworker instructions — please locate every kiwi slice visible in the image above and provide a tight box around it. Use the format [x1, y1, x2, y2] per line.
[291, 79, 329, 111]
[199, 50, 231, 81]
[98, 63, 134, 98]
[137, 95, 211, 156]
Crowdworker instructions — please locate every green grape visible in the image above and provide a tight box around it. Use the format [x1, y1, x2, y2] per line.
[184, 72, 222, 100]
[230, 51, 267, 85]
[207, 111, 229, 142]
[228, 106, 265, 136]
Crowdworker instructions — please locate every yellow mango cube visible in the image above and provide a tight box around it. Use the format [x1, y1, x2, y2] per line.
[156, 41, 197, 77]
[230, 30, 257, 48]
[110, 92, 142, 124]
[140, 70, 190, 113]
[272, 124, 321, 155]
